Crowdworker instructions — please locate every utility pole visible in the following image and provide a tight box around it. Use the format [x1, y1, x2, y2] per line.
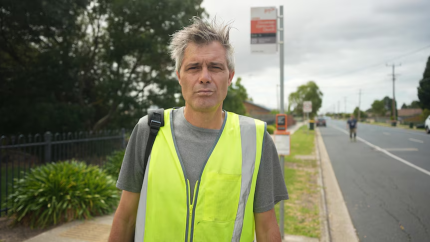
[386, 63, 401, 124]
[358, 89, 361, 121]
[338, 100, 340, 119]
[276, 84, 280, 111]
[278, 6, 285, 238]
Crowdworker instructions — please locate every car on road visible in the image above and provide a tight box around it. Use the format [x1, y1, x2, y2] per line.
[316, 117, 326, 127]
[425, 114, 430, 134]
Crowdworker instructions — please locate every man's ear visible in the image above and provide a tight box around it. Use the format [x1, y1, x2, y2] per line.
[228, 70, 235, 86]
[176, 71, 181, 85]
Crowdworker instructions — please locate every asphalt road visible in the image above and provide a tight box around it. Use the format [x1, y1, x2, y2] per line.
[319, 120, 430, 242]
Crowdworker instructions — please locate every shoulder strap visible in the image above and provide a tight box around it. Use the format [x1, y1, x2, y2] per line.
[144, 108, 164, 171]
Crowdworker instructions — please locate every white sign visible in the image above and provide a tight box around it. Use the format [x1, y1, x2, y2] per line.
[251, 7, 277, 54]
[274, 134, 290, 155]
[303, 101, 312, 113]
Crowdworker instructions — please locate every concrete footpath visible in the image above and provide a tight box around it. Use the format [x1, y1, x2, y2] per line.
[24, 123, 357, 242]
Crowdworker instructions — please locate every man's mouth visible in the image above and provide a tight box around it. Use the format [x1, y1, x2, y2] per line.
[196, 89, 214, 96]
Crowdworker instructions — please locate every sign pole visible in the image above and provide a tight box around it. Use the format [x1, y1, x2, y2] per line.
[279, 5, 285, 239]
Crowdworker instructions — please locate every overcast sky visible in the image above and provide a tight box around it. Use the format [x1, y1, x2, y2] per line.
[201, 0, 430, 113]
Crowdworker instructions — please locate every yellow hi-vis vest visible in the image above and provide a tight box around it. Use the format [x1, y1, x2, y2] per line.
[135, 109, 266, 242]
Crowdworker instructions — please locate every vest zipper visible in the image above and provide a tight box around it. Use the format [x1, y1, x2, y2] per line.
[189, 180, 198, 242]
[185, 179, 190, 242]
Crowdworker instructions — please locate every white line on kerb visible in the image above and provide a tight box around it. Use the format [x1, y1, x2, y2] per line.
[409, 138, 424, 143]
[331, 125, 430, 177]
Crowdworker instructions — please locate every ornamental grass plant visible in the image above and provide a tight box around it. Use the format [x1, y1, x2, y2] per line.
[6, 160, 120, 228]
[103, 150, 125, 181]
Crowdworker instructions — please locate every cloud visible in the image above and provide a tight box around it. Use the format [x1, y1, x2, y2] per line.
[201, 0, 430, 111]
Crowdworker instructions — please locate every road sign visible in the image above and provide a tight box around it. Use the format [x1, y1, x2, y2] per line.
[251, 7, 277, 54]
[274, 134, 290, 155]
[303, 101, 312, 113]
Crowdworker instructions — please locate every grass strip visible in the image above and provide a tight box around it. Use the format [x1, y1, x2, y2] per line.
[275, 125, 321, 238]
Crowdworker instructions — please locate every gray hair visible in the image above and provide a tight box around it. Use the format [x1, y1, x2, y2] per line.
[169, 17, 235, 72]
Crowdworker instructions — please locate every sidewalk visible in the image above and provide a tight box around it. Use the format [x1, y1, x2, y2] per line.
[24, 122, 354, 242]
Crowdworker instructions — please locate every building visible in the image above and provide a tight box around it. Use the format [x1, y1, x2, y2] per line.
[243, 100, 296, 126]
[398, 108, 422, 124]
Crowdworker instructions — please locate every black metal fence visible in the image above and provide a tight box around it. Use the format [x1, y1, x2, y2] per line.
[0, 129, 126, 216]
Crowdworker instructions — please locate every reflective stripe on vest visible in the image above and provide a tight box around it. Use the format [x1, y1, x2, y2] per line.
[135, 109, 266, 242]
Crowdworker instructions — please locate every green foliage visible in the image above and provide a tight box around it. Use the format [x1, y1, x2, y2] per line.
[0, 0, 206, 135]
[353, 107, 367, 120]
[6, 160, 119, 228]
[103, 150, 125, 181]
[288, 81, 323, 118]
[371, 100, 386, 116]
[223, 77, 250, 115]
[421, 109, 430, 123]
[266, 125, 275, 134]
[402, 101, 421, 109]
[418, 56, 430, 110]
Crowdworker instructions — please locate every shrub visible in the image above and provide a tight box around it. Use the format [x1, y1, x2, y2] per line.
[267, 124, 275, 134]
[103, 150, 125, 181]
[6, 160, 120, 228]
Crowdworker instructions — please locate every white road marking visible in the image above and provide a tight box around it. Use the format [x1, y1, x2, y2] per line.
[409, 138, 424, 143]
[384, 148, 418, 151]
[331, 125, 430, 177]
[383, 132, 390, 135]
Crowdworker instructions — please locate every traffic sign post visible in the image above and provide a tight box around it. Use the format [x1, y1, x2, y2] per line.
[303, 101, 312, 131]
[250, 7, 277, 54]
[251, 6, 286, 237]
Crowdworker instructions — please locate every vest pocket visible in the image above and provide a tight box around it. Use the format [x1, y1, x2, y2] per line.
[203, 171, 241, 222]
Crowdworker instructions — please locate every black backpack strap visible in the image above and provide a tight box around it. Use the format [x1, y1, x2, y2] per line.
[144, 108, 164, 170]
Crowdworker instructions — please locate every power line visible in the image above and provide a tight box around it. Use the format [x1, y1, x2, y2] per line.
[320, 43, 430, 80]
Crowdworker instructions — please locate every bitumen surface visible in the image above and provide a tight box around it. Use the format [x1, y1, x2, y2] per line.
[23, 122, 344, 242]
[319, 120, 430, 242]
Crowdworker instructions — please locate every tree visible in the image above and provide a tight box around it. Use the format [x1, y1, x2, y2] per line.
[382, 96, 397, 118]
[371, 100, 386, 116]
[288, 81, 323, 118]
[0, 0, 206, 134]
[418, 56, 430, 110]
[353, 107, 367, 120]
[223, 77, 250, 115]
[401, 100, 421, 109]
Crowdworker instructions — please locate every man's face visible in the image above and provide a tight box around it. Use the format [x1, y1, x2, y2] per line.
[176, 41, 234, 113]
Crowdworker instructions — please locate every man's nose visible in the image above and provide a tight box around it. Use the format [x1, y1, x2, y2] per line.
[199, 67, 211, 83]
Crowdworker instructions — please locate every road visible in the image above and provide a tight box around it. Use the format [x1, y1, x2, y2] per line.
[319, 120, 430, 242]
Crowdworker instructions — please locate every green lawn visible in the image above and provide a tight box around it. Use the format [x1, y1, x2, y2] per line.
[275, 125, 321, 238]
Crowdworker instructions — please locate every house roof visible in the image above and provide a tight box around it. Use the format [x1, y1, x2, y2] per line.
[243, 100, 272, 112]
[397, 108, 422, 117]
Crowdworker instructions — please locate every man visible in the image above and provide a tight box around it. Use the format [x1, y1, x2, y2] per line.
[109, 18, 288, 242]
[347, 115, 357, 141]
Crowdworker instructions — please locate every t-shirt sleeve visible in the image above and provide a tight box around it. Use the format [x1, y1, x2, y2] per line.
[254, 131, 289, 213]
[116, 116, 149, 193]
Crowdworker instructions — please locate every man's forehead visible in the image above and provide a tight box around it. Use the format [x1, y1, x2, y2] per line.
[182, 41, 227, 63]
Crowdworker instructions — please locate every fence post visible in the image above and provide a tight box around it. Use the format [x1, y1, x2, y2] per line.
[121, 128, 126, 149]
[44, 132, 52, 163]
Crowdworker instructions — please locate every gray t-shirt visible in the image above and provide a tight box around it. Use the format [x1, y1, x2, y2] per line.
[117, 107, 288, 213]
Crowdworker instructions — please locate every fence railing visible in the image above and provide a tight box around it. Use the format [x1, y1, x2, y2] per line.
[0, 129, 126, 216]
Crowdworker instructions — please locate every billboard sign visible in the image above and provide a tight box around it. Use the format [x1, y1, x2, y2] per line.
[303, 101, 312, 113]
[251, 7, 277, 54]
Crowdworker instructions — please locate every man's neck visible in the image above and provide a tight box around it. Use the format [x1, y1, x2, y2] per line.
[183, 105, 224, 130]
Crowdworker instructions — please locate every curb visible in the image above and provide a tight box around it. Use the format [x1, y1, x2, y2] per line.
[315, 134, 330, 242]
[315, 128, 359, 242]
